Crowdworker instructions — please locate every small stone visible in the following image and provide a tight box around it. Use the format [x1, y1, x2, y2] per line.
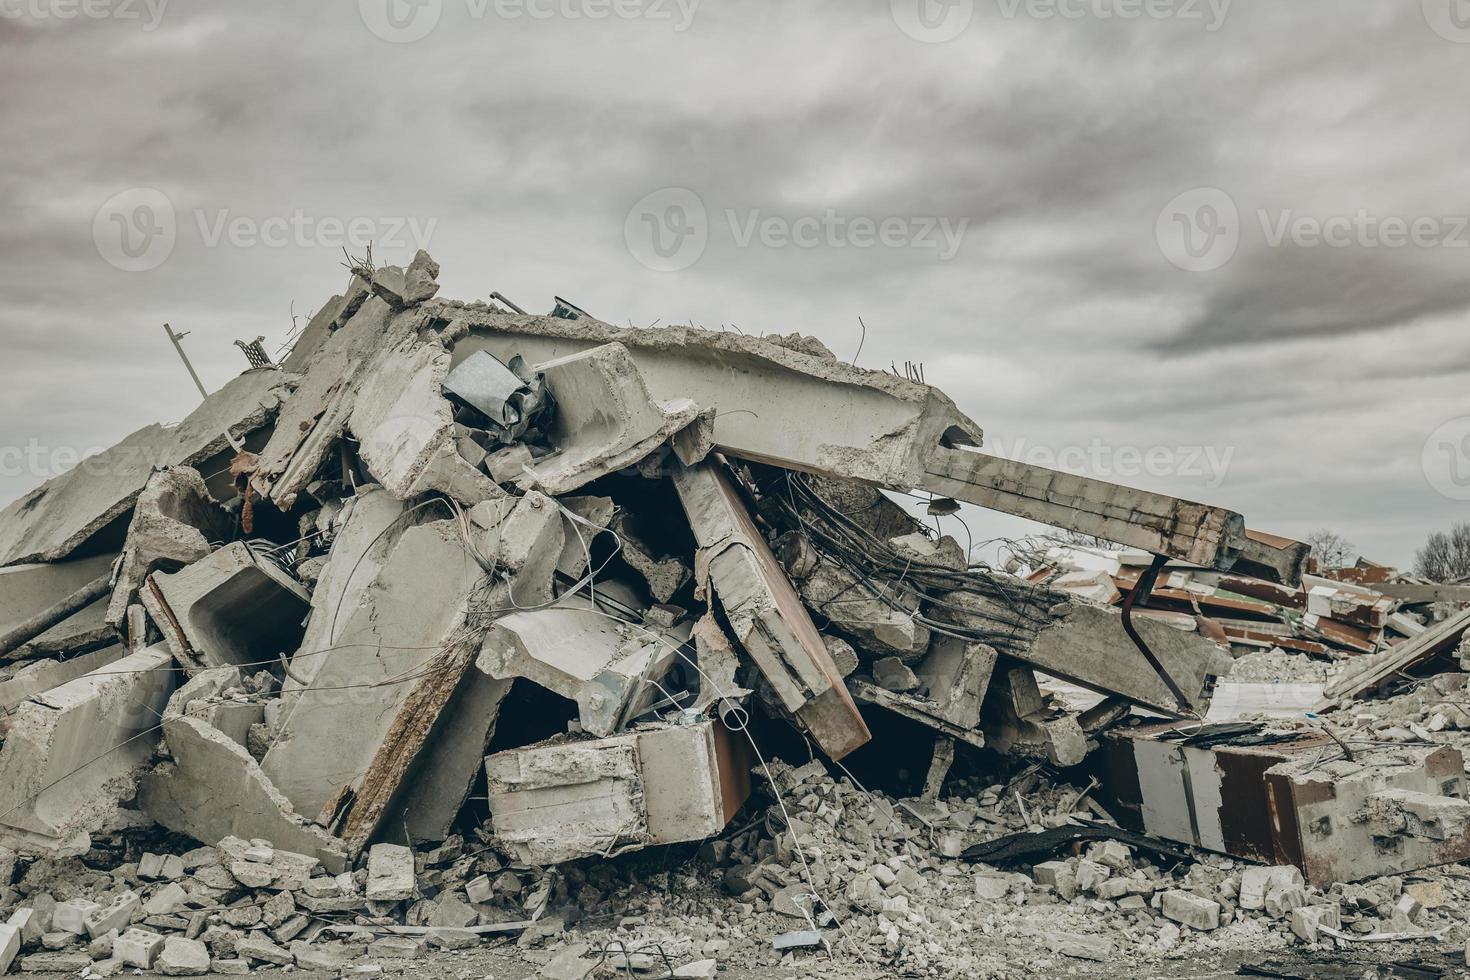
[672, 959, 719, 978]
[138, 854, 167, 880]
[143, 883, 189, 917]
[1044, 931, 1114, 962]
[973, 873, 1011, 901]
[1265, 885, 1308, 918]
[161, 855, 186, 880]
[52, 900, 99, 936]
[242, 844, 275, 865]
[1239, 866, 1303, 911]
[291, 941, 356, 970]
[212, 958, 252, 975]
[425, 928, 479, 950]
[465, 874, 494, 904]
[228, 860, 277, 889]
[1075, 860, 1110, 894]
[367, 936, 423, 960]
[1161, 890, 1221, 931]
[157, 936, 211, 976]
[1085, 840, 1133, 871]
[87, 929, 118, 960]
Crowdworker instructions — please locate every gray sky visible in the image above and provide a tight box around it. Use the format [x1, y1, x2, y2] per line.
[5, 0, 1470, 568]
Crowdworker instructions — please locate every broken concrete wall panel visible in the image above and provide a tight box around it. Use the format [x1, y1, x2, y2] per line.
[672, 459, 870, 760]
[484, 720, 751, 866]
[400, 670, 513, 845]
[139, 713, 347, 874]
[347, 336, 504, 506]
[142, 542, 311, 673]
[0, 368, 288, 568]
[0, 645, 175, 849]
[284, 487, 408, 700]
[105, 467, 231, 632]
[260, 519, 484, 820]
[514, 342, 711, 496]
[936, 592, 1230, 715]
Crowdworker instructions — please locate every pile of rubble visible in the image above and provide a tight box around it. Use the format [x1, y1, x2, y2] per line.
[3, 250, 1470, 978]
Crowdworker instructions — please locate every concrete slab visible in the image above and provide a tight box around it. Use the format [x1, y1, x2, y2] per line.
[0, 645, 175, 849]
[348, 336, 503, 506]
[0, 369, 287, 568]
[143, 542, 310, 674]
[672, 458, 869, 760]
[0, 645, 128, 717]
[261, 519, 485, 822]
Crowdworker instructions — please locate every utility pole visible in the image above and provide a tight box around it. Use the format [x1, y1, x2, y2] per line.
[164, 322, 244, 451]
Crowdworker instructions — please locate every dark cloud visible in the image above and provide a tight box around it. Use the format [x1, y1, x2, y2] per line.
[3, 0, 1469, 566]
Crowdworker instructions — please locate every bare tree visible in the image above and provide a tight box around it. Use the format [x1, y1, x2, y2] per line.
[1414, 523, 1470, 582]
[1305, 529, 1356, 569]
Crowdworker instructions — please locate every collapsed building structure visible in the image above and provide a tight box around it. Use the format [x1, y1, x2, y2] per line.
[1, 251, 1469, 976]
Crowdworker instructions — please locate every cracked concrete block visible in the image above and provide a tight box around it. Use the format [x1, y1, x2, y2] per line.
[261, 520, 486, 822]
[477, 606, 681, 738]
[485, 719, 751, 866]
[156, 936, 210, 976]
[105, 467, 230, 632]
[776, 531, 930, 660]
[0, 646, 174, 850]
[514, 343, 712, 496]
[672, 459, 869, 760]
[348, 336, 504, 506]
[366, 844, 414, 901]
[0, 369, 287, 568]
[142, 542, 311, 674]
[114, 927, 163, 968]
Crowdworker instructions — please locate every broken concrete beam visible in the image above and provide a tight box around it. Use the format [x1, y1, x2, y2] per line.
[515, 343, 713, 496]
[105, 466, 230, 632]
[0, 645, 175, 850]
[261, 518, 487, 821]
[329, 493, 564, 854]
[846, 639, 995, 745]
[0, 573, 110, 659]
[142, 542, 311, 673]
[347, 335, 504, 506]
[0, 554, 116, 641]
[0, 645, 127, 717]
[933, 591, 1230, 715]
[477, 606, 681, 738]
[847, 680, 985, 749]
[672, 458, 870, 760]
[249, 294, 418, 510]
[451, 311, 1300, 582]
[484, 719, 751, 865]
[0, 368, 288, 568]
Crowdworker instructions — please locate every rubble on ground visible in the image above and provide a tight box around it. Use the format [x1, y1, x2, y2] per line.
[3, 251, 1470, 976]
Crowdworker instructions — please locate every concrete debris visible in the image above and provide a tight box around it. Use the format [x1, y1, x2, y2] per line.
[13, 253, 1470, 976]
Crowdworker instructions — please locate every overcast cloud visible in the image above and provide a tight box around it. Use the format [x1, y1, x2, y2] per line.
[4, 0, 1470, 566]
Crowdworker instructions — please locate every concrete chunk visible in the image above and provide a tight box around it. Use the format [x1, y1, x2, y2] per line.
[114, 928, 163, 968]
[671, 459, 869, 759]
[0, 647, 174, 850]
[366, 844, 415, 902]
[485, 719, 750, 865]
[1161, 890, 1220, 931]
